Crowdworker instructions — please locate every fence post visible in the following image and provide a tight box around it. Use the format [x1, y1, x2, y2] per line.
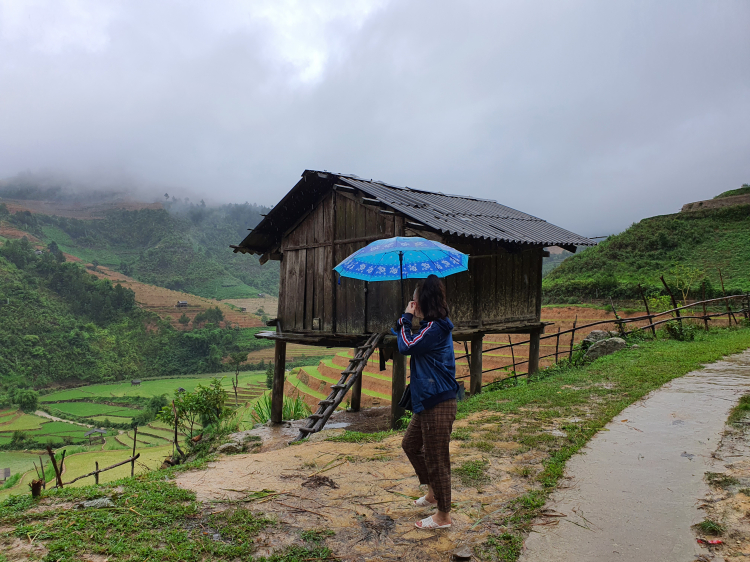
[95, 462, 99, 485]
[508, 335, 516, 375]
[660, 276, 682, 328]
[555, 327, 560, 363]
[131, 426, 137, 478]
[702, 282, 709, 331]
[568, 316, 578, 362]
[610, 298, 626, 337]
[638, 284, 656, 337]
[718, 269, 737, 325]
[46, 446, 63, 489]
[469, 334, 483, 396]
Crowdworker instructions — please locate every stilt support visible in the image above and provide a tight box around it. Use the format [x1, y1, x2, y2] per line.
[470, 334, 483, 396]
[271, 340, 286, 424]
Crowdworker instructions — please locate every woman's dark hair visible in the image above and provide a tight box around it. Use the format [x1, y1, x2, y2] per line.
[416, 275, 450, 320]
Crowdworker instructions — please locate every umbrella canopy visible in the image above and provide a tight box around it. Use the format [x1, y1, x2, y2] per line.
[334, 236, 469, 282]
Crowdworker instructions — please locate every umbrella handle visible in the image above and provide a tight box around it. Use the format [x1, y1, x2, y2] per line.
[399, 251, 404, 310]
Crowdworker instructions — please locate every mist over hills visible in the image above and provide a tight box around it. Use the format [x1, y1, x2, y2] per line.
[0, 173, 278, 299]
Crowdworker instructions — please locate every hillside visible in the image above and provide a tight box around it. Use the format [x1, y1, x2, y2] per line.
[0, 184, 278, 300]
[543, 204, 750, 301]
[0, 238, 273, 396]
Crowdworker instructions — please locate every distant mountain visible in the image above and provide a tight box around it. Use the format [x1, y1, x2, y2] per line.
[0, 188, 278, 299]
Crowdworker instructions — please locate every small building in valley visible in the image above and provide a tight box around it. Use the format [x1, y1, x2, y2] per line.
[233, 170, 594, 427]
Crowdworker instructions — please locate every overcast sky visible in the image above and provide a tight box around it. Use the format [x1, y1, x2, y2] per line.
[1, 1, 748, 236]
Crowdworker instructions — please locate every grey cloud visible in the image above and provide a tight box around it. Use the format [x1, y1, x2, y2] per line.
[0, 0, 748, 237]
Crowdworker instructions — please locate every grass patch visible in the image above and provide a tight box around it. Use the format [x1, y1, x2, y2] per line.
[705, 472, 739, 488]
[326, 430, 396, 444]
[454, 459, 490, 488]
[479, 532, 524, 562]
[727, 393, 750, 425]
[301, 529, 335, 543]
[696, 518, 725, 536]
[208, 507, 275, 542]
[451, 427, 471, 441]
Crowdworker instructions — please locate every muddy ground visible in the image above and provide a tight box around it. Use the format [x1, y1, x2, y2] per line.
[176, 407, 545, 561]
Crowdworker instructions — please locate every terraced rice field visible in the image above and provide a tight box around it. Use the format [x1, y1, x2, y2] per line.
[0, 412, 45, 432]
[46, 402, 142, 418]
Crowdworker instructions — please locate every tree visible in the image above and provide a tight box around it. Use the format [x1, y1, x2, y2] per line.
[15, 389, 38, 413]
[669, 263, 704, 303]
[178, 313, 190, 326]
[228, 352, 248, 406]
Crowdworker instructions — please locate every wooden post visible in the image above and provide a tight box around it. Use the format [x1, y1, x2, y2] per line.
[638, 284, 656, 337]
[271, 340, 287, 424]
[131, 426, 137, 477]
[95, 462, 99, 485]
[555, 327, 560, 363]
[718, 269, 737, 325]
[702, 282, 709, 331]
[508, 335, 516, 374]
[390, 352, 407, 429]
[470, 334, 483, 396]
[350, 349, 362, 412]
[30, 479, 43, 497]
[660, 276, 682, 327]
[528, 328, 542, 376]
[46, 446, 63, 489]
[568, 315, 578, 362]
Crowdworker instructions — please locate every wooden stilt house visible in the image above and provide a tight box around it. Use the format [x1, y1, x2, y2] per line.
[233, 170, 594, 429]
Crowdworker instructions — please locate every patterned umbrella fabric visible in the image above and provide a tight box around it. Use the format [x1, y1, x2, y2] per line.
[334, 236, 469, 281]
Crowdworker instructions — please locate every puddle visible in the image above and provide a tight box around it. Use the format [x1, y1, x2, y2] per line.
[522, 349, 750, 562]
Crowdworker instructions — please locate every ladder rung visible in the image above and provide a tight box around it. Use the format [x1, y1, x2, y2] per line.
[309, 413, 325, 419]
[331, 384, 346, 390]
[318, 399, 334, 406]
[298, 427, 316, 433]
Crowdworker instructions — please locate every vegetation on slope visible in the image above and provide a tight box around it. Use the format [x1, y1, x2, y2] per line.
[0, 198, 278, 299]
[543, 205, 750, 301]
[715, 184, 750, 199]
[0, 237, 272, 399]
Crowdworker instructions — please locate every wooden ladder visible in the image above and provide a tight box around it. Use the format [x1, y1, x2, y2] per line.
[293, 332, 384, 442]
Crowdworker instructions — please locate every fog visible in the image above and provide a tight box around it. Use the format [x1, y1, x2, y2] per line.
[1, 0, 748, 236]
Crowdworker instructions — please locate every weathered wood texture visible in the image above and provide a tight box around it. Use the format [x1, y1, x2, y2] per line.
[277, 187, 544, 336]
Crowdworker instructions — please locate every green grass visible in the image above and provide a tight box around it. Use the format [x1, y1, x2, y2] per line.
[326, 430, 396, 444]
[454, 459, 490, 488]
[0, 467, 334, 561]
[705, 472, 739, 488]
[728, 393, 750, 425]
[696, 518, 725, 536]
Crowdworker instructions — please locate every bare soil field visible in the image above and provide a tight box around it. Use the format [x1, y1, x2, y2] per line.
[87, 265, 264, 329]
[225, 296, 279, 317]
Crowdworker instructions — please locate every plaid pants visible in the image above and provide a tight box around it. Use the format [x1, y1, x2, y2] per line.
[401, 399, 457, 512]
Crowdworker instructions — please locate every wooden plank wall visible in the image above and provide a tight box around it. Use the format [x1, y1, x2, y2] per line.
[278, 187, 543, 335]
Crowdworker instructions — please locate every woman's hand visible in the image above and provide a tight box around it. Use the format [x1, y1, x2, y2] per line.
[405, 301, 417, 315]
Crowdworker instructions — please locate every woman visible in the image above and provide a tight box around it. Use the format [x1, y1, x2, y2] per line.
[397, 274, 459, 529]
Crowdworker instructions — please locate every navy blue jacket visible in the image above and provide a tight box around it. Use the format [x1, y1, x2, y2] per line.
[393, 313, 459, 414]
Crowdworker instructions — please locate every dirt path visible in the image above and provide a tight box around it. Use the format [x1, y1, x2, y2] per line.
[34, 410, 92, 428]
[521, 349, 750, 562]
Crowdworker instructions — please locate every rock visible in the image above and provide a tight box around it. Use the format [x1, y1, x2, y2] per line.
[77, 497, 115, 509]
[581, 330, 610, 348]
[631, 344, 640, 349]
[452, 547, 473, 560]
[585, 337, 627, 361]
[216, 441, 243, 454]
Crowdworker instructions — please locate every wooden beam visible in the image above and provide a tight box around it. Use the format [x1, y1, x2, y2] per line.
[469, 334, 483, 396]
[350, 367, 362, 413]
[391, 353, 407, 429]
[271, 340, 286, 424]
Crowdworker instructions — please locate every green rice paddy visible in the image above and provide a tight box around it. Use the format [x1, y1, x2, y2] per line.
[46, 402, 142, 418]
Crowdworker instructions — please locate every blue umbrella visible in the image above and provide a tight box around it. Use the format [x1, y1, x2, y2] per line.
[334, 236, 469, 307]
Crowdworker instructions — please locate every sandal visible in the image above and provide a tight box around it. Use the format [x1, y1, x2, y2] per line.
[414, 495, 438, 508]
[415, 515, 451, 529]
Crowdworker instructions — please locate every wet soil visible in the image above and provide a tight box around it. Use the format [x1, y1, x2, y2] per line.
[176, 409, 539, 561]
[521, 349, 750, 562]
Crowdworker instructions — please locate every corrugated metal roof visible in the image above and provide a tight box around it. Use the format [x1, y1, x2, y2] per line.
[235, 170, 595, 253]
[337, 174, 594, 247]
